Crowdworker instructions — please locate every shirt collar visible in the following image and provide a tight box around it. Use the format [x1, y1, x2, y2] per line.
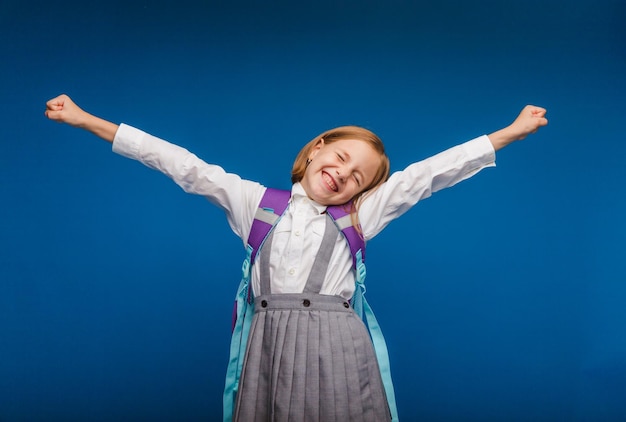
[291, 183, 328, 215]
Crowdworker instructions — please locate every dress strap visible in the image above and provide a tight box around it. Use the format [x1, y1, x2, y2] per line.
[303, 216, 339, 294]
[258, 229, 276, 296]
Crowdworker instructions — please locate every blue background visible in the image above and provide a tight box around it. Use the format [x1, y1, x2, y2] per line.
[2, 0, 625, 420]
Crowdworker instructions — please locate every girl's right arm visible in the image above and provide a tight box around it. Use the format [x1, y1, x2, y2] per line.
[45, 94, 119, 143]
[45, 94, 264, 245]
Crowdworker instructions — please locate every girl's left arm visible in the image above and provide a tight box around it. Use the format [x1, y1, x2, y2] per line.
[358, 105, 548, 239]
[488, 105, 548, 151]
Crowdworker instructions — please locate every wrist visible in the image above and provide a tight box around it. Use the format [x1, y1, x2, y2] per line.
[488, 126, 518, 151]
[75, 111, 95, 129]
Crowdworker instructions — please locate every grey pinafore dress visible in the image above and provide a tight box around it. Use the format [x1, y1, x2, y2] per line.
[233, 217, 392, 421]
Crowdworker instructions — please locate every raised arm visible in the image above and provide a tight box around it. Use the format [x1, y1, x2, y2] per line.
[45, 93, 266, 245]
[358, 105, 548, 239]
[45, 94, 119, 142]
[488, 105, 548, 151]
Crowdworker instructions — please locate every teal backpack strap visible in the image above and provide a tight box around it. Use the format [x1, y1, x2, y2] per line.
[223, 188, 291, 421]
[327, 206, 399, 422]
[223, 252, 254, 421]
[355, 280, 399, 422]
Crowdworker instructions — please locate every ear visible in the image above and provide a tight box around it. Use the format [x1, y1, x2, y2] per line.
[309, 138, 325, 160]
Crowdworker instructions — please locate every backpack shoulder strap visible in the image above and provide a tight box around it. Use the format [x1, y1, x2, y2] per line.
[239, 188, 291, 297]
[326, 204, 366, 281]
[247, 188, 292, 266]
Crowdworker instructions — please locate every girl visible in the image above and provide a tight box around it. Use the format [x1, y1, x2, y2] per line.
[45, 94, 547, 421]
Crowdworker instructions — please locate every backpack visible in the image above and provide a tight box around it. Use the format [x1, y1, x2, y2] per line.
[223, 188, 399, 421]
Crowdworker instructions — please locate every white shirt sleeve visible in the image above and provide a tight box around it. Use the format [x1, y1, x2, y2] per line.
[359, 135, 496, 240]
[112, 123, 265, 244]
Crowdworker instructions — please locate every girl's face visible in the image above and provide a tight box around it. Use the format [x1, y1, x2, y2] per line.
[300, 138, 382, 206]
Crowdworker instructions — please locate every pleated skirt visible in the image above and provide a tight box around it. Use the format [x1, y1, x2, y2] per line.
[233, 293, 391, 422]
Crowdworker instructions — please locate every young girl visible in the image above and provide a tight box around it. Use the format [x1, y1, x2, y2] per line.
[45, 94, 547, 421]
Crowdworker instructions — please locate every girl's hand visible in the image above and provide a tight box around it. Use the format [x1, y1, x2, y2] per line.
[488, 105, 548, 151]
[45, 94, 119, 143]
[509, 105, 548, 140]
[45, 94, 89, 127]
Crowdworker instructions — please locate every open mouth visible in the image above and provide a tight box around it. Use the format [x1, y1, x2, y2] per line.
[322, 171, 338, 192]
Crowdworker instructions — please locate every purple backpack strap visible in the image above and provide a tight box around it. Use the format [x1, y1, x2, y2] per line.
[326, 203, 366, 269]
[247, 188, 292, 266]
[236, 188, 291, 315]
[245, 188, 365, 283]
[326, 203, 367, 316]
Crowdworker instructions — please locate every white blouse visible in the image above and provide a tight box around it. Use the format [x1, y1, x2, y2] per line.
[112, 124, 496, 299]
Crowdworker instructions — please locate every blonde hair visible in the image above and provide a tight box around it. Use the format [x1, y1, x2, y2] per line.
[291, 126, 390, 230]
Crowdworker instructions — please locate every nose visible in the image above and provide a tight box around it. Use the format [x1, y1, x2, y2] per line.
[335, 168, 346, 182]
